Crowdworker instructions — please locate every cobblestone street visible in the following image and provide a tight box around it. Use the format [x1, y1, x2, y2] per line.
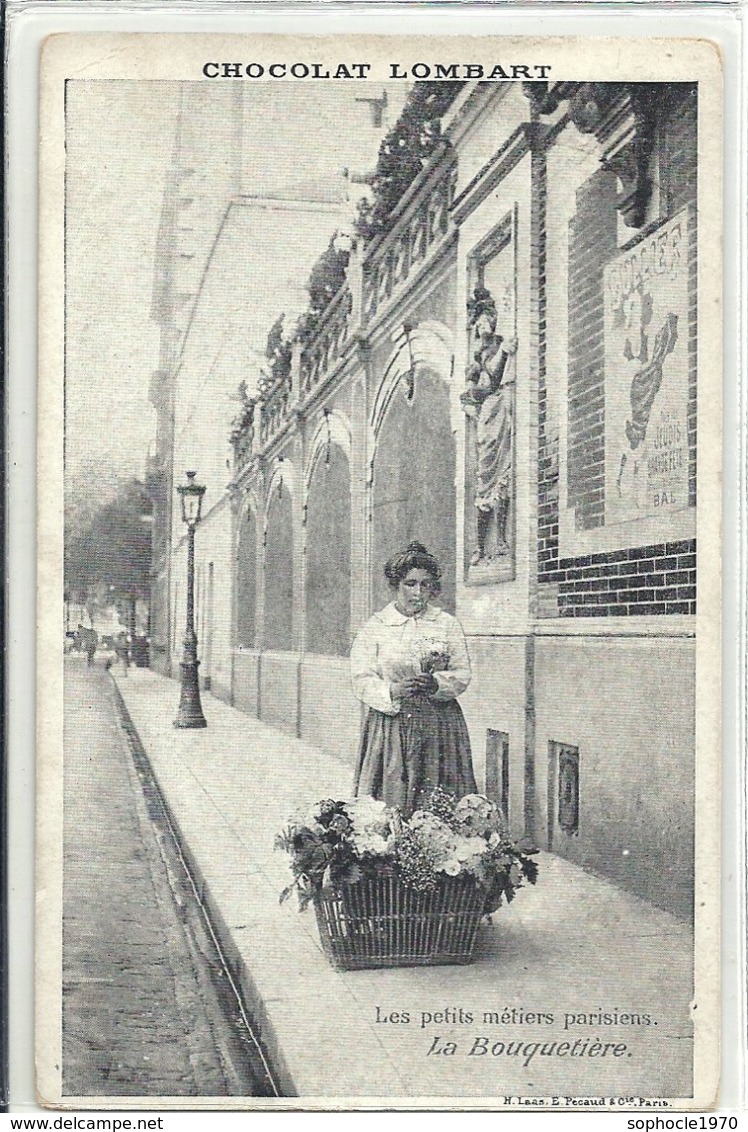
[61, 656, 275, 1098]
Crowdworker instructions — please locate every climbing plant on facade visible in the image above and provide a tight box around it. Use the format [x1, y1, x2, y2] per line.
[296, 237, 351, 344]
[354, 81, 465, 244]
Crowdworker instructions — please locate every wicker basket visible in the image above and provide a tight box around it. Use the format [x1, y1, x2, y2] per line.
[313, 873, 485, 970]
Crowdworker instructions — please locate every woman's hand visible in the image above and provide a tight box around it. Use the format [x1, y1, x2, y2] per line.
[414, 673, 439, 696]
[391, 678, 421, 699]
[391, 675, 438, 699]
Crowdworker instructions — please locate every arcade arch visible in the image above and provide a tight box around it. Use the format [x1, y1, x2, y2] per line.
[370, 322, 457, 613]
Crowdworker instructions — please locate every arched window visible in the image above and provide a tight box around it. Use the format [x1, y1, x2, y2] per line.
[235, 508, 257, 648]
[305, 447, 351, 655]
[264, 484, 293, 650]
[371, 368, 456, 612]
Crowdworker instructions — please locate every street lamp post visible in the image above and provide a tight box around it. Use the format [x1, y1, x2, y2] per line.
[174, 471, 207, 729]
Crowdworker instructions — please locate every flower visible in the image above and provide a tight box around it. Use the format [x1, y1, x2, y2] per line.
[299, 815, 325, 835]
[395, 825, 439, 892]
[421, 648, 450, 674]
[345, 795, 393, 856]
[454, 834, 489, 863]
[408, 810, 457, 869]
[355, 831, 392, 856]
[420, 785, 457, 825]
[454, 793, 503, 838]
[409, 810, 450, 833]
[277, 791, 538, 912]
[346, 795, 390, 833]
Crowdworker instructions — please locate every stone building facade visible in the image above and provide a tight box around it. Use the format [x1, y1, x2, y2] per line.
[150, 80, 698, 918]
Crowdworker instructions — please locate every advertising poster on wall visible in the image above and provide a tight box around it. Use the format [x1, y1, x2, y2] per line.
[604, 208, 694, 529]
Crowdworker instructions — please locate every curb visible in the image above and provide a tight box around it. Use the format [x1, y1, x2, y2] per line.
[108, 673, 296, 1100]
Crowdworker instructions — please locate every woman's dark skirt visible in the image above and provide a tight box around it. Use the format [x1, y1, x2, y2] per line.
[353, 697, 477, 815]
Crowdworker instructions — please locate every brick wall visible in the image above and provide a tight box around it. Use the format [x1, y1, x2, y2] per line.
[554, 540, 696, 617]
[538, 86, 698, 617]
[566, 168, 620, 532]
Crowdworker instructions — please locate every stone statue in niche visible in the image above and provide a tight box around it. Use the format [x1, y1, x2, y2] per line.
[461, 285, 517, 566]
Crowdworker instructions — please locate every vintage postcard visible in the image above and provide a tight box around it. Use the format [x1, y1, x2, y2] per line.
[36, 31, 722, 1109]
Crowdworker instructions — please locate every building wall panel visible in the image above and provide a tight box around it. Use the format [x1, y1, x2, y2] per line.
[299, 656, 363, 771]
[260, 651, 300, 737]
[534, 635, 695, 918]
[460, 635, 529, 840]
[233, 649, 261, 716]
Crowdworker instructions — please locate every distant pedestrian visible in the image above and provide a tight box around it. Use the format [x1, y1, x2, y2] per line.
[114, 632, 130, 677]
[83, 627, 98, 667]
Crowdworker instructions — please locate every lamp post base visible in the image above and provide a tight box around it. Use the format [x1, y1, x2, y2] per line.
[173, 659, 207, 729]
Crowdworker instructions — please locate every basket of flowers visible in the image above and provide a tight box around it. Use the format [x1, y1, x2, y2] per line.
[276, 788, 538, 970]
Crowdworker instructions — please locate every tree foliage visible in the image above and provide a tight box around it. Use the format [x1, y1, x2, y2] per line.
[258, 313, 294, 398]
[265, 313, 293, 380]
[354, 81, 465, 244]
[65, 478, 152, 607]
[296, 238, 350, 344]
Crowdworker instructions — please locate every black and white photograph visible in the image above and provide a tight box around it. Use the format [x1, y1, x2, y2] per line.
[37, 33, 722, 1109]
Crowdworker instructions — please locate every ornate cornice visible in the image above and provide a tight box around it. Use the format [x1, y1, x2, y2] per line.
[523, 81, 662, 229]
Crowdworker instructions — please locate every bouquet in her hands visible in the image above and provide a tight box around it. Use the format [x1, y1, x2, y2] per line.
[421, 648, 450, 675]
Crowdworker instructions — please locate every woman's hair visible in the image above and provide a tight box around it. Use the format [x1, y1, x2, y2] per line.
[384, 542, 442, 593]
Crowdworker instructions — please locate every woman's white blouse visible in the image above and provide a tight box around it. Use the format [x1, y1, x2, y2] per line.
[350, 603, 471, 716]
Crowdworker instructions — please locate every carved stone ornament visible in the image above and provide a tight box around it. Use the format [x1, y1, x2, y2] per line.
[523, 81, 660, 228]
[461, 285, 516, 572]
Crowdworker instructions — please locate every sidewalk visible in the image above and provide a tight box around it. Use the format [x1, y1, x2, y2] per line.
[113, 666, 694, 1104]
